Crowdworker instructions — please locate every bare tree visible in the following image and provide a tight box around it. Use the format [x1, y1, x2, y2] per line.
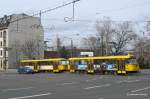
[95, 17, 114, 55]
[55, 35, 63, 57]
[59, 46, 70, 58]
[82, 36, 98, 50]
[11, 41, 22, 68]
[134, 35, 150, 68]
[145, 21, 150, 35]
[82, 36, 100, 55]
[21, 40, 43, 59]
[110, 21, 137, 55]
[82, 18, 137, 56]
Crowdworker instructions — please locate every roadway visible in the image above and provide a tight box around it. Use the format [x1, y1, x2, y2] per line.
[0, 69, 150, 99]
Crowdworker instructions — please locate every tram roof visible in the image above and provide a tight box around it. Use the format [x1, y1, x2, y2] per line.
[20, 58, 67, 62]
[69, 54, 134, 60]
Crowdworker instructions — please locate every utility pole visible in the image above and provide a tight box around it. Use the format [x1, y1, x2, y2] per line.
[97, 38, 101, 56]
[56, 34, 61, 57]
[63, 37, 74, 57]
[64, 0, 79, 22]
[9, 0, 80, 24]
[72, 0, 75, 21]
[16, 16, 18, 32]
[71, 39, 73, 57]
[39, 10, 42, 26]
[101, 34, 104, 56]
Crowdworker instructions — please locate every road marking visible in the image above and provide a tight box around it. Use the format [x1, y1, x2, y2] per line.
[8, 92, 52, 99]
[126, 80, 140, 83]
[61, 82, 76, 85]
[86, 76, 103, 82]
[116, 80, 127, 83]
[116, 81, 124, 83]
[99, 76, 104, 79]
[84, 84, 111, 90]
[2, 87, 33, 92]
[142, 78, 150, 80]
[131, 86, 150, 93]
[117, 80, 140, 84]
[86, 78, 97, 82]
[127, 93, 148, 96]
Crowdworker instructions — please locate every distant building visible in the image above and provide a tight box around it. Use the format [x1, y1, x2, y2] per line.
[44, 47, 93, 58]
[0, 13, 44, 70]
[44, 51, 59, 58]
[80, 52, 94, 57]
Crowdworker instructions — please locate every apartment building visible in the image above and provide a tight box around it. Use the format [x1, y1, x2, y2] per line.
[0, 14, 44, 69]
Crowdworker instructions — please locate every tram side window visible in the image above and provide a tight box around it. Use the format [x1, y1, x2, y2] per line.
[46, 61, 52, 65]
[61, 60, 69, 65]
[78, 61, 81, 64]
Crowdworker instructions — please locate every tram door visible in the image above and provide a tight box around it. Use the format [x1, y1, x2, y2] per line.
[34, 62, 39, 72]
[87, 60, 94, 73]
[69, 61, 76, 73]
[117, 59, 126, 74]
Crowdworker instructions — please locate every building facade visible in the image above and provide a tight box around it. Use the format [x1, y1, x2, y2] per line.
[0, 14, 44, 70]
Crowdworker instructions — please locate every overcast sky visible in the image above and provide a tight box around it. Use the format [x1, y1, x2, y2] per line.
[0, 0, 150, 46]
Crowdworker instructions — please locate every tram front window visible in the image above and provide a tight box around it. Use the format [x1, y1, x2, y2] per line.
[126, 59, 137, 64]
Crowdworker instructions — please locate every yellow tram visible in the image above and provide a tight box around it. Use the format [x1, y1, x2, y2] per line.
[68, 54, 140, 75]
[20, 58, 68, 73]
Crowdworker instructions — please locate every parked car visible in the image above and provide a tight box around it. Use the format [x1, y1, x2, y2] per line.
[17, 67, 34, 74]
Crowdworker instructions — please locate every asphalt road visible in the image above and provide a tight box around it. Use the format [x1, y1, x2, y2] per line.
[0, 69, 150, 99]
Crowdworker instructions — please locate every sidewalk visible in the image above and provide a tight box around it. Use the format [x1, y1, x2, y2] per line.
[0, 69, 17, 73]
[141, 69, 150, 73]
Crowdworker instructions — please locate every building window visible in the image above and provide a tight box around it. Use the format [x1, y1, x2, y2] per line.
[3, 40, 6, 46]
[3, 31, 6, 39]
[0, 60, 1, 68]
[0, 50, 3, 56]
[0, 41, 2, 47]
[0, 60, 2, 68]
[0, 32, 2, 38]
